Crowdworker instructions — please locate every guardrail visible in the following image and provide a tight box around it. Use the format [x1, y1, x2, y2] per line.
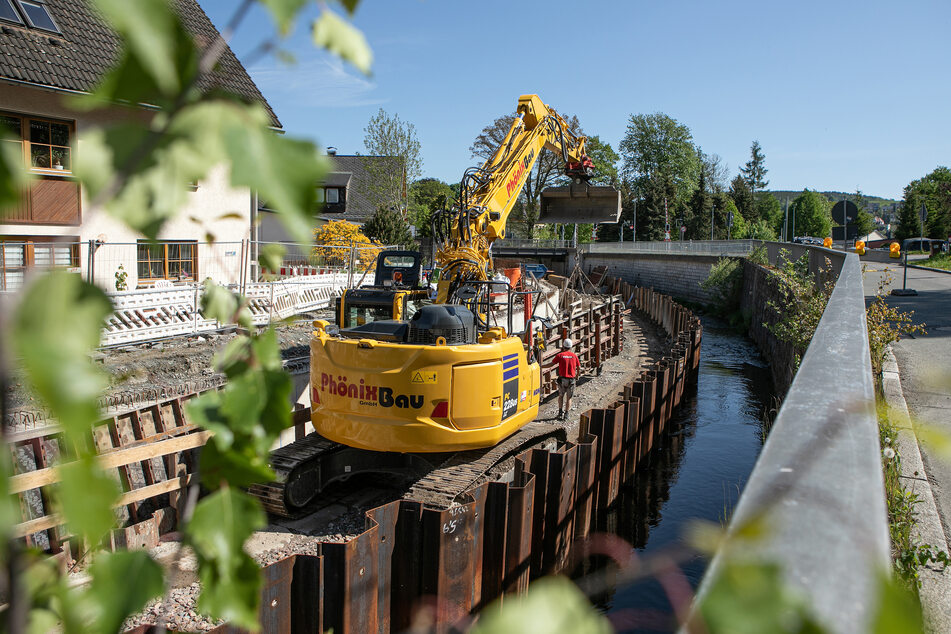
[583, 239, 762, 256]
[696, 246, 886, 633]
[495, 238, 573, 250]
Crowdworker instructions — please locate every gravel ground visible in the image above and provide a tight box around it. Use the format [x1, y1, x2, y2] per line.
[5, 311, 331, 427]
[122, 582, 222, 633]
[535, 309, 669, 440]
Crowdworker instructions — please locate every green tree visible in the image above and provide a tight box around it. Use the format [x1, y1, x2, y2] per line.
[703, 152, 730, 194]
[583, 135, 619, 187]
[687, 150, 713, 240]
[619, 113, 698, 239]
[755, 193, 783, 235]
[470, 112, 582, 238]
[362, 108, 421, 215]
[363, 205, 415, 247]
[790, 189, 833, 238]
[746, 218, 776, 240]
[895, 186, 923, 242]
[740, 140, 768, 194]
[408, 177, 453, 238]
[729, 175, 754, 222]
[853, 209, 876, 239]
[899, 167, 951, 241]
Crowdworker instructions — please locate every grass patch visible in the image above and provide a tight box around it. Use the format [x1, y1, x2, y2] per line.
[919, 252, 951, 271]
[879, 401, 950, 590]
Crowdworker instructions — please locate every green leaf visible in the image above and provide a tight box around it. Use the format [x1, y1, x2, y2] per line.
[11, 272, 111, 440]
[696, 561, 825, 634]
[201, 279, 239, 324]
[0, 134, 29, 215]
[259, 0, 309, 35]
[186, 390, 234, 448]
[188, 488, 266, 629]
[251, 328, 283, 371]
[472, 576, 612, 634]
[871, 571, 924, 634]
[27, 608, 60, 634]
[259, 243, 287, 273]
[223, 122, 325, 244]
[220, 372, 267, 434]
[312, 10, 373, 75]
[91, 0, 189, 95]
[259, 369, 293, 437]
[57, 456, 120, 544]
[337, 0, 361, 15]
[85, 551, 164, 634]
[214, 335, 253, 376]
[198, 439, 275, 488]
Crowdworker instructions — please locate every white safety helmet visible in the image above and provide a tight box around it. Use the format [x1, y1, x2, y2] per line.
[563, 338, 574, 349]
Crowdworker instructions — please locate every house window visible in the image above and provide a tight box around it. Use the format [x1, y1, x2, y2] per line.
[0, 237, 79, 291]
[137, 241, 197, 284]
[29, 118, 70, 170]
[316, 188, 324, 203]
[0, 112, 73, 173]
[12, 0, 58, 33]
[326, 188, 339, 204]
[0, 0, 23, 25]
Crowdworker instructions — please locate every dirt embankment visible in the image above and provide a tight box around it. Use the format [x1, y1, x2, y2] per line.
[4, 312, 332, 424]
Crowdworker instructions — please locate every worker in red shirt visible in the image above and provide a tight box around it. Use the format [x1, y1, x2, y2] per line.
[554, 338, 580, 421]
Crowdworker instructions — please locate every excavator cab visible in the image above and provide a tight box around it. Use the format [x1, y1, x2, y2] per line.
[335, 249, 431, 329]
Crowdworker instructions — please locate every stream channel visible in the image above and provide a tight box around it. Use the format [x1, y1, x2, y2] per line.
[574, 316, 777, 632]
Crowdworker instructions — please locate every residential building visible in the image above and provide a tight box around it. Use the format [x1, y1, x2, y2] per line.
[257, 149, 406, 263]
[0, 0, 280, 291]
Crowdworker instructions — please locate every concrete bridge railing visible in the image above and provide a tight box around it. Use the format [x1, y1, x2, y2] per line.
[584, 240, 886, 633]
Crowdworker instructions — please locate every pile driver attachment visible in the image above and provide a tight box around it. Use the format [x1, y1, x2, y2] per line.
[538, 185, 622, 223]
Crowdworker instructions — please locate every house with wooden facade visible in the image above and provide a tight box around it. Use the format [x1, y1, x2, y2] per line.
[0, 0, 280, 291]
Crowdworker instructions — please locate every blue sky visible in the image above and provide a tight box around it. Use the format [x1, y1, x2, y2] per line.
[202, 0, 949, 201]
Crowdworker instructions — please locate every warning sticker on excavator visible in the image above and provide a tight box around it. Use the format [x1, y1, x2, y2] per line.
[411, 371, 437, 384]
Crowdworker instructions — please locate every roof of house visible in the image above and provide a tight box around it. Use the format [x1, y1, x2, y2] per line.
[321, 154, 404, 223]
[324, 172, 352, 188]
[0, 0, 280, 127]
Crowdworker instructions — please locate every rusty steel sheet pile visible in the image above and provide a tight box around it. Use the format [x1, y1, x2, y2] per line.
[201, 279, 702, 634]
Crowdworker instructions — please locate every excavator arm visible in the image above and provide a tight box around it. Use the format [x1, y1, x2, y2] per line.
[432, 95, 617, 303]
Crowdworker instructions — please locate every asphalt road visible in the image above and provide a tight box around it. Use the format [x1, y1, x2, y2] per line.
[863, 261, 951, 548]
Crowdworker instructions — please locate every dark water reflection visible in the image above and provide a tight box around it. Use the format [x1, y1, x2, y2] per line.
[575, 317, 776, 633]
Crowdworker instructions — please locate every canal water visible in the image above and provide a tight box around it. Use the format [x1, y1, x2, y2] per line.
[577, 317, 777, 632]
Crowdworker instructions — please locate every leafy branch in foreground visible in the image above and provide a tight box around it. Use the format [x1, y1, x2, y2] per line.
[0, 0, 373, 631]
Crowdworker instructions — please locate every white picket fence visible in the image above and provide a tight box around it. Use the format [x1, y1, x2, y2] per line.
[102, 272, 350, 346]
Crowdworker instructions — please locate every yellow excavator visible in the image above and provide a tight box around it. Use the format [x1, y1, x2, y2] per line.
[251, 95, 620, 515]
[310, 95, 619, 453]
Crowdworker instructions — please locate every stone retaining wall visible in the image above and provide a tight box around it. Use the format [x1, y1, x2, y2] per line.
[582, 252, 720, 303]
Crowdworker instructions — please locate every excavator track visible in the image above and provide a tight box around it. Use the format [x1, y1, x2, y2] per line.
[404, 420, 565, 509]
[249, 420, 566, 518]
[248, 434, 340, 517]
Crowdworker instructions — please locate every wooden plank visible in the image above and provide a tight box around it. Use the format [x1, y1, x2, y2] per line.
[9, 431, 211, 494]
[13, 513, 62, 538]
[12, 474, 195, 538]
